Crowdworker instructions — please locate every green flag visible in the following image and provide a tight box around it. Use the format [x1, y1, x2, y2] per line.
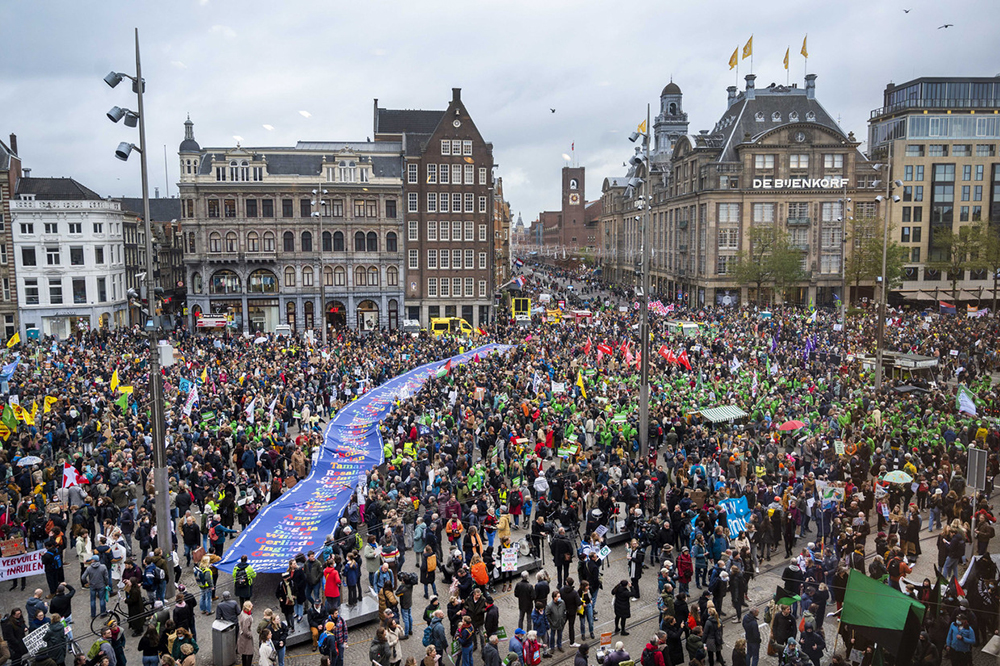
[115, 393, 128, 414]
[1, 405, 16, 433]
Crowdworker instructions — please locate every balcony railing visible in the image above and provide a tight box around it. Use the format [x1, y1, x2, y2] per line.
[871, 97, 1000, 118]
[207, 252, 241, 263]
[244, 251, 277, 262]
[787, 217, 811, 226]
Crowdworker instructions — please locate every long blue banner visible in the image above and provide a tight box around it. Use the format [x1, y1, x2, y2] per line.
[217, 343, 511, 572]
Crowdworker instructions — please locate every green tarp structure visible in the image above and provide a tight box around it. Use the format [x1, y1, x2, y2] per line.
[696, 405, 748, 423]
[840, 569, 926, 665]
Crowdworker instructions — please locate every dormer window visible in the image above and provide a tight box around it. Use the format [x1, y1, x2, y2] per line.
[806, 111, 816, 121]
[338, 160, 357, 183]
[789, 111, 799, 122]
[772, 112, 781, 122]
[755, 112, 765, 122]
[229, 160, 250, 182]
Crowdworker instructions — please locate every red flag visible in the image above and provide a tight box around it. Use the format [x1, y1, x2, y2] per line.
[658, 345, 671, 360]
[635, 352, 642, 369]
[597, 344, 613, 355]
[666, 349, 677, 365]
[953, 576, 965, 598]
[584, 337, 593, 355]
[597, 349, 604, 364]
[445, 359, 453, 375]
[619, 339, 629, 355]
[677, 349, 692, 371]
[63, 463, 86, 489]
[625, 346, 635, 365]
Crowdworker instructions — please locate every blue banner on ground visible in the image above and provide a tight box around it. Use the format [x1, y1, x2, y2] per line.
[217, 343, 511, 572]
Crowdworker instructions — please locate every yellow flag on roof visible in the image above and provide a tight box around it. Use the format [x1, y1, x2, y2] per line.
[728, 47, 738, 70]
[783, 48, 789, 70]
[742, 35, 753, 59]
[801, 35, 808, 58]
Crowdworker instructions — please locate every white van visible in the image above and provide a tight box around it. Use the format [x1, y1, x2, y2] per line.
[274, 324, 292, 338]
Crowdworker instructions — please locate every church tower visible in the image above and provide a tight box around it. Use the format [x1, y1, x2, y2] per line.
[178, 115, 201, 183]
[653, 81, 688, 163]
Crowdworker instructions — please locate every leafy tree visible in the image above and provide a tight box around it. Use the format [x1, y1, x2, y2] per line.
[973, 221, 1000, 311]
[845, 216, 907, 303]
[732, 225, 803, 305]
[928, 225, 981, 302]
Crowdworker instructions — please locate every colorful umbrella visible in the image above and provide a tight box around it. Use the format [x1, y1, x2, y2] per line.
[883, 470, 914, 484]
[778, 420, 805, 431]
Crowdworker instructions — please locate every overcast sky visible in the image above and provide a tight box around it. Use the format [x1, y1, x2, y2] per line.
[2, 0, 998, 225]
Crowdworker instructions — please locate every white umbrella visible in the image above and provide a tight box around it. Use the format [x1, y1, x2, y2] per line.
[17, 456, 42, 467]
[254, 336, 268, 345]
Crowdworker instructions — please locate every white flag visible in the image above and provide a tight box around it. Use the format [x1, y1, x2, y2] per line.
[182, 384, 199, 416]
[245, 397, 256, 425]
[62, 462, 85, 489]
[268, 397, 277, 415]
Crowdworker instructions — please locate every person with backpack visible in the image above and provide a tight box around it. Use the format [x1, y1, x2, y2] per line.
[457, 616, 476, 666]
[207, 514, 236, 557]
[82, 555, 110, 618]
[232, 555, 256, 606]
[195, 556, 214, 614]
[370, 627, 392, 666]
[423, 609, 448, 661]
[140, 556, 165, 603]
[640, 635, 666, 666]
[420, 545, 438, 599]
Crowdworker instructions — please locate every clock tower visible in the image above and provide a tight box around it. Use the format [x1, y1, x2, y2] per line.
[561, 166, 585, 248]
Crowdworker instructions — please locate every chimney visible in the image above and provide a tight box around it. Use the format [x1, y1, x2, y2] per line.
[372, 98, 378, 134]
[726, 86, 738, 109]
[744, 75, 756, 100]
[452, 87, 462, 104]
[805, 74, 817, 99]
[8, 134, 16, 156]
[22, 168, 31, 177]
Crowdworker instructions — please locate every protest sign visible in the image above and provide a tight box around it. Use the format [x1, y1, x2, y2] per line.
[0, 539, 25, 557]
[501, 547, 518, 572]
[0, 549, 43, 581]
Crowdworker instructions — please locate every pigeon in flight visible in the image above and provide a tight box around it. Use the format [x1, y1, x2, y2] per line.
[902, 8, 910, 12]
[550, 108, 556, 113]
[938, 23, 953, 28]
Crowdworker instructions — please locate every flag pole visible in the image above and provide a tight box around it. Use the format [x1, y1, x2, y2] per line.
[786, 47, 790, 86]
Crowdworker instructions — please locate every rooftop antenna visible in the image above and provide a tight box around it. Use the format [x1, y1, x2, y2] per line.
[163, 144, 169, 198]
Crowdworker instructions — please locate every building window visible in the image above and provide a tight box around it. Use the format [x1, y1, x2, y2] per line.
[2, 278, 10, 301]
[21, 247, 36, 266]
[823, 154, 844, 169]
[354, 266, 366, 286]
[386, 232, 397, 252]
[46, 247, 60, 265]
[247, 231, 260, 253]
[440, 250, 449, 270]
[928, 145, 948, 157]
[44, 223, 58, 234]
[283, 231, 295, 252]
[975, 165, 984, 181]
[407, 163, 418, 184]
[259, 199, 273, 218]
[463, 221, 472, 241]
[246, 199, 258, 217]
[262, 231, 275, 252]
[439, 164, 449, 184]
[427, 221, 438, 242]
[479, 252, 487, 269]
[207, 200, 220, 218]
[465, 249, 474, 269]
[440, 140, 451, 155]
[953, 144, 972, 157]
[282, 199, 294, 217]
[439, 277, 449, 297]
[479, 167, 487, 185]
[408, 249, 418, 270]
[789, 154, 808, 169]
[718, 228, 739, 250]
[302, 231, 313, 252]
[323, 266, 333, 286]
[716, 255, 735, 275]
[353, 200, 365, 218]
[754, 154, 775, 169]
[465, 277, 474, 296]
[439, 221, 449, 241]
[427, 193, 438, 212]
[72, 278, 87, 304]
[452, 140, 462, 155]
[450, 165, 461, 185]
[302, 266, 314, 287]
[905, 144, 924, 157]
[284, 266, 296, 287]
[427, 164, 438, 183]
[408, 220, 418, 241]
[354, 231, 365, 252]
[366, 231, 378, 252]
[479, 196, 487, 213]
[68, 222, 82, 234]
[332, 231, 344, 251]
[901, 227, 911, 243]
[820, 254, 841, 274]
[911, 247, 921, 262]
[452, 249, 462, 270]
[408, 193, 418, 213]
[24, 279, 38, 305]
[387, 266, 398, 286]
[464, 193, 474, 213]
[321, 231, 332, 253]
[19, 223, 33, 235]
[452, 277, 462, 297]
[751, 203, 775, 224]
[428, 278, 438, 297]
[49, 279, 63, 304]
[385, 200, 396, 218]
[92, 223, 102, 234]
[368, 267, 379, 286]
[209, 232, 222, 253]
[464, 164, 474, 184]
[427, 249, 438, 269]
[70, 246, 84, 265]
[223, 199, 236, 218]
[479, 280, 487, 298]
[462, 140, 473, 156]
[334, 266, 346, 286]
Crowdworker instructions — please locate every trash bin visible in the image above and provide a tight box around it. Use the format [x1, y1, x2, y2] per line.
[212, 620, 237, 666]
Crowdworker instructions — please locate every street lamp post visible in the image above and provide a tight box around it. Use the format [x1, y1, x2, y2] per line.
[628, 106, 652, 459]
[106, 28, 174, 597]
[873, 150, 899, 394]
[311, 186, 329, 345]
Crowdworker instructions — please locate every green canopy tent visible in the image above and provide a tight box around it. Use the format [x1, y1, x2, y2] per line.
[839, 569, 926, 666]
[693, 405, 747, 424]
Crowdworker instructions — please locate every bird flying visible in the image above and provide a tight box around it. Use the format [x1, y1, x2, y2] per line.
[902, 8, 910, 12]
[550, 108, 556, 113]
[938, 23, 953, 28]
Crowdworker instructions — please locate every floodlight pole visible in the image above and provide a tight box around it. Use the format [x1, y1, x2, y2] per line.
[638, 105, 652, 460]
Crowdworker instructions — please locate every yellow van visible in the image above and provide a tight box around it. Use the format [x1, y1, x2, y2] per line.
[429, 317, 477, 337]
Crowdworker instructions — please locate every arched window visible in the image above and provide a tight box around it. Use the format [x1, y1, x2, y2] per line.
[386, 232, 397, 252]
[247, 231, 260, 252]
[209, 232, 222, 253]
[354, 231, 366, 252]
[303, 301, 314, 330]
[387, 266, 398, 286]
[322, 231, 332, 252]
[570, 179, 578, 190]
[286, 301, 296, 330]
[669, 102, 677, 115]
[209, 270, 241, 294]
[334, 266, 346, 286]
[355, 266, 366, 286]
[301, 231, 313, 252]
[302, 266, 314, 286]
[191, 272, 203, 294]
[323, 266, 333, 287]
[333, 231, 344, 251]
[368, 266, 379, 286]
[225, 231, 238, 252]
[262, 231, 275, 252]
[366, 231, 378, 252]
[247, 269, 278, 294]
[284, 266, 296, 287]
[283, 231, 294, 252]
